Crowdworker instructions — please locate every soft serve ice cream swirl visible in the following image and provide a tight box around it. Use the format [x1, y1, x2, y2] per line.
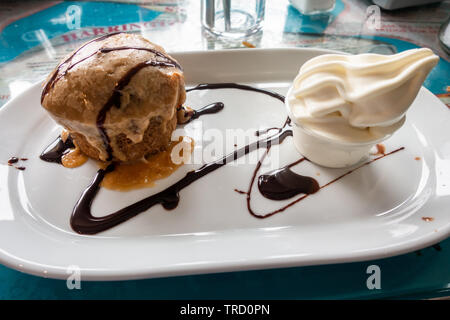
[287, 48, 439, 143]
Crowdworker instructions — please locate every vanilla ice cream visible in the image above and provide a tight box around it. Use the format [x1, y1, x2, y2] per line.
[286, 48, 439, 167]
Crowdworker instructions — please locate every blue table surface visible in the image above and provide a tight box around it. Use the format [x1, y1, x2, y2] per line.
[1, 237, 449, 299]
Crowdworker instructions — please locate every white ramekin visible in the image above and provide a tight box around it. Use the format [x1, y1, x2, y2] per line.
[285, 86, 390, 168]
[291, 122, 387, 168]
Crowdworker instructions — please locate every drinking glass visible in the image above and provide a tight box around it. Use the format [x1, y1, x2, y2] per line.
[201, 0, 266, 39]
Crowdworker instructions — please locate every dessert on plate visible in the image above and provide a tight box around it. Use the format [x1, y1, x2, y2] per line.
[286, 48, 439, 168]
[41, 32, 185, 162]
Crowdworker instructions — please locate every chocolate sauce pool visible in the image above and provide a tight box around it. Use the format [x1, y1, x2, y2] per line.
[258, 158, 319, 200]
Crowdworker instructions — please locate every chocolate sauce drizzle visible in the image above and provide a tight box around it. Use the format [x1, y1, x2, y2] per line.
[319, 147, 405, 189]
[70, 84, 289, 234]
[71, 121, 292, 234]
[99, 46, 182, 70]
[40, 135, 75, 164]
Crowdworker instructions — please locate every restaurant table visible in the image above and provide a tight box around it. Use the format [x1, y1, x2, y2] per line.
[0, 0, 449, 299]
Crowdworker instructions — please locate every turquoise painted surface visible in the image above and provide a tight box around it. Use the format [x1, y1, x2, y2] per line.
[0, 1, 161, 63]
[0, 239, 449, 299]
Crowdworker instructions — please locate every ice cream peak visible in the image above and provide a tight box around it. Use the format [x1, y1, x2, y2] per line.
[287, 48, 439, 143]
